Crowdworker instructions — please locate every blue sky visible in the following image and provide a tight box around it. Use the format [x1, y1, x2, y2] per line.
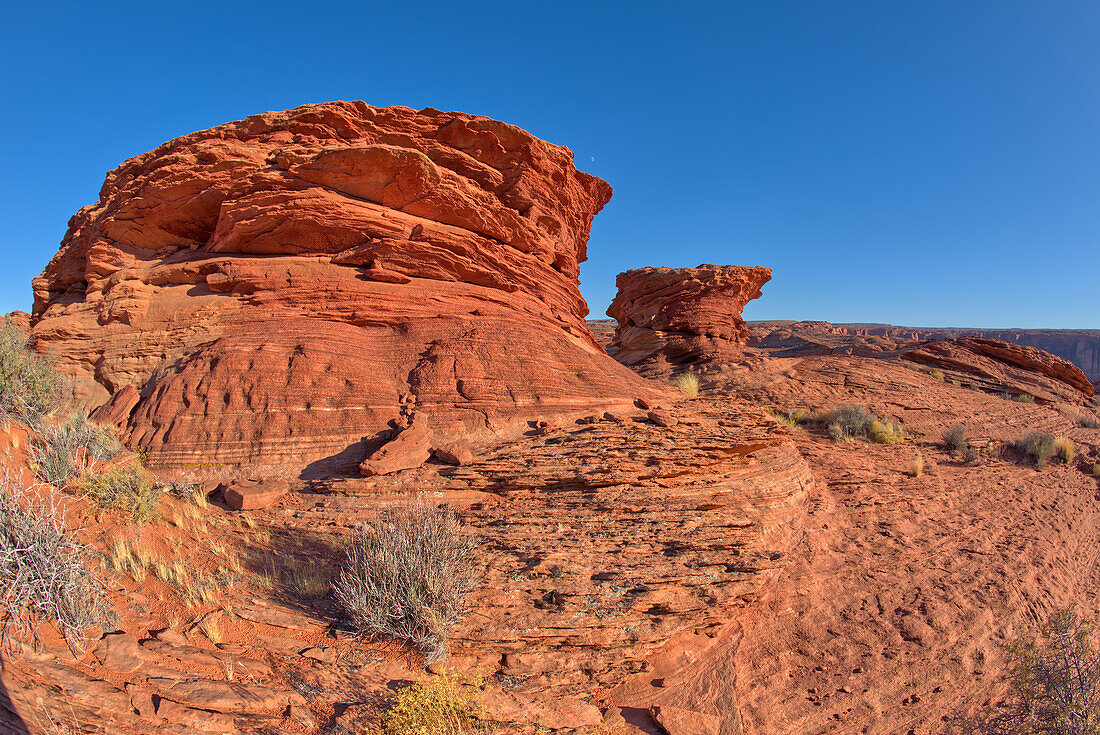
[3, 1, 1098, 328]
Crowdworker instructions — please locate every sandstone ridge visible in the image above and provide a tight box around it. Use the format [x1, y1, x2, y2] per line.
[30, 101, 666, 472]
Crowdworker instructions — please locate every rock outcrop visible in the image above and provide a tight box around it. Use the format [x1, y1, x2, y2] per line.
[30, 101, 665, 473]
[607, 265, 771, 369]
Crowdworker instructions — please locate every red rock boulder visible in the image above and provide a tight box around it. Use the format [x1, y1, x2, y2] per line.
[30, 102, 666, 473]
[607, 265, 771, 368]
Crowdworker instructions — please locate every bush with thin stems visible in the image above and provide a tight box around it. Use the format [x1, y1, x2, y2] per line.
[1011, 432, 1058, 469]
[0, 319, 66, 427]
[73, 463, 161, 523]
[944, 425, 969, 455]
[29, 413, 123, 486]
[0, 474, 110, 644]
[381, 672, 489, 735]
[334, 499, 478, 663]
[946, 608, 1100, 734]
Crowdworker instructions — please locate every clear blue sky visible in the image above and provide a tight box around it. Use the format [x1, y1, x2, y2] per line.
[3, 1, 1099, 328]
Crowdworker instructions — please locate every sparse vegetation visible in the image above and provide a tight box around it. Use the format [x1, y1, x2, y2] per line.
[381, 673, 490, 735]
[961, 446, 981, 467]
[0, 320, 66, 425]
[287, 558, 334, 599]
[868, 419, 905, 444]
[29, 414, 123, 486]
[1013, 393, 1036, 404]
[931, 369, 945, 382]
[826, 404, 876, 442]
[769, 407, 810, 429]
[1054, 437, 1076, 465]
[946, 608, 1100, 734]
[1010, 432, 1058, 469]
[943, 425, 968, 455]
[910, 453, 924, 477]
[1077, 413, 1100, 430]
[73, 464, 161, 522]
[671, 372, 701, 397]
[334, 499, 479, 663]
[0, 474, 109, 642]
[822, 404, 904, 444]
[1092, 463, 1100, 477]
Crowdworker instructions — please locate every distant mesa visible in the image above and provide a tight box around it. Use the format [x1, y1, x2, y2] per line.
[30, 101, 665, 473]
[607, 264, 771, 370]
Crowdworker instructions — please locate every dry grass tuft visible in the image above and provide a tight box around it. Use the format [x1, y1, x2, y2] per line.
[29, 414, 123, 486]
[671, 372, 701, 397]
[0, 320, 66, 426]
[868, 420, 905, 445]
[1010, 432, 1057, 469]
[1053, 437, 1075, 465]
[910, 454, 924, 478]
[334, 499, 479, 663]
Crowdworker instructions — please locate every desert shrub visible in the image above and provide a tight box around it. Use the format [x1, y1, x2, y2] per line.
[671, 372, 701, 397]
[334, 499, 478, 663]
[29, 414, 123, 486]
[946, 608, 1100, 734]
[1077, 413, 1100, 430]
[1093, 463, 1100, 478]
[1011, 432, 1058, 469]
[944, 425, 968, 455]
[73, 464, 161, 522]
[0, 475, 109, 642]
[962, 446, 982, 467]
[381, 673, 488, 735]
[868, 420, 905, 445]
[0, 320, 65, 425]
[931, 370, 945, 382]
[1013, 393, 1036, 404]
[825, 404, 876, 442]
[910, 454, 924, 477]
[769, 407, 809, 429]
[1054, 437, 1076, 465]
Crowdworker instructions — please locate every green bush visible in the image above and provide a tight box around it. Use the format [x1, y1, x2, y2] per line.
[1013, 393, 1036, 404]
[73, 464, 161, 523]
[334, 499, 478, 663]
[0, 320, 65, 425]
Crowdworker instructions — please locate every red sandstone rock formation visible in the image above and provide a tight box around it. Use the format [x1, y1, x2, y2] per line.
[607, 265, 771, 369]
[30, 101, 665, 473]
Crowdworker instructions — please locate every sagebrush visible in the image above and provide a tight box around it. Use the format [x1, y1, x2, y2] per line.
[1010, 432, 1070, 470]
[824, 404, 904, 444]
[0, 474, 109, 643]
[334, 499, 478, 663]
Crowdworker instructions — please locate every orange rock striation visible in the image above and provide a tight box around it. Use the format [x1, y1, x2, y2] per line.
[607, 265, 771, 370]
[30, 102, 665, 473]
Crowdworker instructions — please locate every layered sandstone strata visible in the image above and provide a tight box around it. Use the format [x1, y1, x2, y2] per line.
[31, 102, 664, 472]
[607, 264, 771, 368]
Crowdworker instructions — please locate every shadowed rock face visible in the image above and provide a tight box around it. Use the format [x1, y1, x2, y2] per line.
[30, 101, 665, 472]
[607, 264, 771, 369]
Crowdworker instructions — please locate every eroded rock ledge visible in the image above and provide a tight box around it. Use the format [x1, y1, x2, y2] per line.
[607, 264, 771, 370]
[31, 101, 665, 472]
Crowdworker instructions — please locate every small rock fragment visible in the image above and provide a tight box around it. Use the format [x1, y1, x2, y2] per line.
[648, 410, 678, 428]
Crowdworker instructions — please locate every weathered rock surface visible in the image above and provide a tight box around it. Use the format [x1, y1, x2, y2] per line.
[30, 101, 665, 472]
[607, 265, 771, 370]
[359, 421, 433, 476]
[222, 478, 290, 510]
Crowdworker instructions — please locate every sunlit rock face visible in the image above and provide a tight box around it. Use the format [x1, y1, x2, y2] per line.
[31, 101, 666, 472]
